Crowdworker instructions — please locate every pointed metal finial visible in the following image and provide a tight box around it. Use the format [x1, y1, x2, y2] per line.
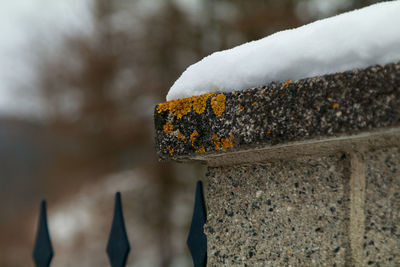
[106, 192, 130, 267]
[33, 200, 54, 267]
[187, 180, 207, 267]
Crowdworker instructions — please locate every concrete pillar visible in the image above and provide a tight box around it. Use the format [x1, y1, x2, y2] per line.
[155, 62, 400, 266]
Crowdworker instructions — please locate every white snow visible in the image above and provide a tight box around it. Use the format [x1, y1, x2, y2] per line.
[166, 1, 400, 101]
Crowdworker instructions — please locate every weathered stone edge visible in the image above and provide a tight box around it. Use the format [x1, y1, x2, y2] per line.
[154, 62, 400, 162]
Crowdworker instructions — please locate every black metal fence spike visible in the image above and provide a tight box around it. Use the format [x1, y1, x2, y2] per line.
[106, 192, 130, 267]
[33, 200, 54, 267]
[187, 180, 207, 267]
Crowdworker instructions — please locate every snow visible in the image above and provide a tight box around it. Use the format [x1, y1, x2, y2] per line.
[166, 1, 400, 101]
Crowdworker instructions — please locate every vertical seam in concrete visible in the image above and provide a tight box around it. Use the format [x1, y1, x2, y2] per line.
[349, 152, 366, 266]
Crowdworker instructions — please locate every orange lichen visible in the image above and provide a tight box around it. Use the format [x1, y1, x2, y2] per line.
[176, 131, 186, 141]
[192, 93, 216, 114]
[195, 145, 205, 153]
[221, 137, 233, 150]
[284, 80, 292, 86]
[190, 130, 206, 152]
[167, 145, 174, 156]
[163, 122, 173, 134]
[211, 133, 234, 151]
[211, 133, 221, 150]
[234, 92, 238, 97]
[157, 93, 218, 118]
[252, 101, 257, 106]
[316, 105, 321, 111]
[170, 100, 192, 119]
[238, 104, 244, 110]
[332, 103, 338, 109]
[190, 130, 199, 145]
[156, 99, 191, 119]
[156, 102, 169, 113]
[267, 129, 271, 134]
[211, 94, 226, 117]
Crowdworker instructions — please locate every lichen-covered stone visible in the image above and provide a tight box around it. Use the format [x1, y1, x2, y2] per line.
[153, 61, 400, 266]
[154, 62, 400, 162]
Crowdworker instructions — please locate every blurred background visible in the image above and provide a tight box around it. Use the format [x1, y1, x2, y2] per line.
[0, 0, 383, 266]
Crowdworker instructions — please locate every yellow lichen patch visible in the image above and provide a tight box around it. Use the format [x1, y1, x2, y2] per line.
[176, 131, 186, 141]
[169, 100, 192, 119]
[195, 145, 206, 154]
[156, 102, 169, 113]
[157, 92, 218, 118]
[234, 92, 238, 97]
[167, 145, 174, 156]
[283, 80, 292, 86]
[332, 102, 338, 109]
[156, 98, 192, 119]
[211, 133, 234, 151]
[267, 129, 271, 134]
[190, 130, 205, 152]
[221, 137, 233, 150]
[190, 130, 199, 145]
[192, 92, 215, 114]
[211, 94, 226, 117]
[211, 133, 221, 150]
[163, 122, 173, 134]
[252, 101, 257, 106]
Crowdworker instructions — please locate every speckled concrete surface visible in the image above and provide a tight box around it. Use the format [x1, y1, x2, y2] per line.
[363, 147, 400, 266]
[154, 61, 400, 266]
[155, 62, 400, 162]
[204, 154, 351, 266]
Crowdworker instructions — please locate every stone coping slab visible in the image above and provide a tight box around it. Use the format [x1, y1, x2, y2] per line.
[154, 62, 400, 163]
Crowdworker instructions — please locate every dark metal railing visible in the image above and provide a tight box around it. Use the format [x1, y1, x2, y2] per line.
[32, 201, 53, 267]
[187, 181, 207, 267]
[32, 180, 207, 267]
[106, 192, 130, 267]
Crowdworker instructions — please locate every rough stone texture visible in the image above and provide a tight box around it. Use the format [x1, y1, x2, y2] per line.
[155, 62, 400, 162]
[200, 128, 400, 167]
[363, 147, 400, 266]
[349, 152, 366, 266]
[154, 61, 400, 266]
[205, 154, 351, 266]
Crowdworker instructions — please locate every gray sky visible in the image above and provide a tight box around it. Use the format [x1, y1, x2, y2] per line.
[0, 0, 91, 117]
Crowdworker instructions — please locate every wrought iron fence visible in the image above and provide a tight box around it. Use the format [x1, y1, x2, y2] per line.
[32, 181, 207, 267]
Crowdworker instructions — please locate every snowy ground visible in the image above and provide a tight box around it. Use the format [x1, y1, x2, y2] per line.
[167, 1, 400, 101]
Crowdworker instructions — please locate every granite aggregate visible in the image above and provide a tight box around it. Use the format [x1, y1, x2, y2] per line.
[363, 147, 400, 266]
[155, 62, 400, 162]
[204, 154, 351, 266]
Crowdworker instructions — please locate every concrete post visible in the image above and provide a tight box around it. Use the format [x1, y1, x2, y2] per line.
[155, 62, 400, 266]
